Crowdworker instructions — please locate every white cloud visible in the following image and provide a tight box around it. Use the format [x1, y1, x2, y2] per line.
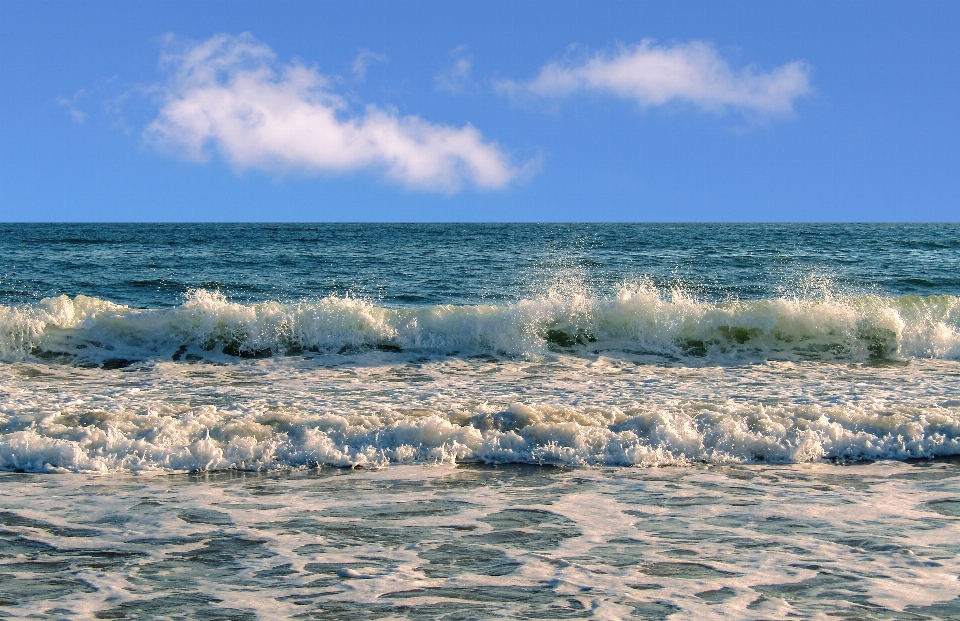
[58, 89, 88, 123]
[352, 48, 387, 81]
[145, 33, 520, 192]
[496, 39, 811, 117]
[435, 46, 474, 95]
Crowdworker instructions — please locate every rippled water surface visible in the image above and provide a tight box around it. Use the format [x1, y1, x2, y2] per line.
[2, 223, 960, 307]
[4, 462, 960, 620]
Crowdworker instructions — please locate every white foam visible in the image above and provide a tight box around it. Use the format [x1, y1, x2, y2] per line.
[2, 353, 958, 473]
[1, 287, 959, 364]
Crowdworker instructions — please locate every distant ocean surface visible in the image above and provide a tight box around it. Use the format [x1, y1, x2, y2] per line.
[2, 223, 960, 620]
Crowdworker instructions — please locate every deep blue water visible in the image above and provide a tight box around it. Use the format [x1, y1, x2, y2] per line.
[2, 223, 959, 308]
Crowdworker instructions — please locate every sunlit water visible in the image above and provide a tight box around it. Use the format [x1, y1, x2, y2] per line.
[4, 463, 960, 620]
[2, 223, 959, 619]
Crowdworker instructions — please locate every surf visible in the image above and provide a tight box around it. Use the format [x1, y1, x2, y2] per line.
[2, 286, 958, 366]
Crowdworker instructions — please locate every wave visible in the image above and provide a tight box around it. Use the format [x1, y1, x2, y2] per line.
[3, 400, 960, 473]
[2, 287, 959, 365]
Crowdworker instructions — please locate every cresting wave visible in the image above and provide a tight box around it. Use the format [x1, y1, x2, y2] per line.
[2, 287, 959, 364]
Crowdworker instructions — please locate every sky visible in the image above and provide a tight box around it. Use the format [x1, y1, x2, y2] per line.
[0, 0, 958, 222]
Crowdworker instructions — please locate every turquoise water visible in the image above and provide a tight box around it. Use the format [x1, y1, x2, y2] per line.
[1, 223, 959, 619]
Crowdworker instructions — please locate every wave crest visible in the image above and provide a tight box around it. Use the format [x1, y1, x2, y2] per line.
[2, 286, 959, 365]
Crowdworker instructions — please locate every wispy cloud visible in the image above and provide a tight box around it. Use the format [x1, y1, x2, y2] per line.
[145, 33, 521, 193]
[435, 45, 474, 95]
[496, 39, 812, 118]
[352, 48, 387, 82]
[58, 89, 88, 123]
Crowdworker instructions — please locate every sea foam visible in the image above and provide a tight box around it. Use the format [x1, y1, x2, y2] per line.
[2, 395, 959, 473]
[3, 287, 960, 473]
[2, 287, 958, 365]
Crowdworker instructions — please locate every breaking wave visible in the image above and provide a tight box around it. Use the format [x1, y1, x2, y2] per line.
[3, 286, 960, 472]
[3, 400, 960, 473]
[2, 287, 959, 366]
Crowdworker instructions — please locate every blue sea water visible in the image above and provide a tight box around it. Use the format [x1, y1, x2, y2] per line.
[3, 223, 960, 308]
[2, 223, 960, 619]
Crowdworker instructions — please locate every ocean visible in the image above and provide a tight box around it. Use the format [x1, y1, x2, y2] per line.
[2, 223, 959, 619]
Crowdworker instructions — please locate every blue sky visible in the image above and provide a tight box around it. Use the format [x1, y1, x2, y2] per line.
[1, 0, 958, 222]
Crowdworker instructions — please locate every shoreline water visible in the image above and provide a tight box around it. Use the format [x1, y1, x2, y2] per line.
[4, 460, 960, 619]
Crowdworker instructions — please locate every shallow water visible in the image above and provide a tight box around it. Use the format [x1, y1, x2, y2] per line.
[3, 462, 960, 620]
